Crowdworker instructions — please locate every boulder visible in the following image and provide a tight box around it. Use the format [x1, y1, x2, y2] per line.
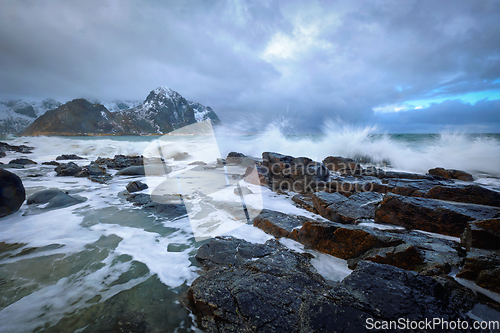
[0, 169, 25, 218]
[374, 193, 500, 237]
[311, 191, 383, 224]
[27, 189, 87, 210]
[0, 148, 5, 158]
[42, 161, 60, 166]
[126, 181, 148, 193]
[55, 162, 83, 176]
[253, 209, 308, 239]
[85, 162, 112, 183]
[428, 167, 474, 182]
[94, 155, 143, 170]
[425, 184, 500, 207]
[125, 193, 186, 219]
[188, 161, 207, 166]
[262, 152, 329, 193]
[8, 158, 37, 165]
[322, 156, 362, 176]
[116, 166, 146, 176]
[456, 249, 500, 294]
[291, 194, 318, 214]
[56, 154, 85, 160]
[0, 141, 34, 154]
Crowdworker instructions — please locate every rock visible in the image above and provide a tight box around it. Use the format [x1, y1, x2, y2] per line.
[374, 193, 500, 237]
[311, 191, 384, 224]
[27, 174, 43, 178]
[189, 238, 483, 332]
[428, 167, 474, 182]
[0, 169, 25, 218]
[116, 166, 146, 176]
[0, 163, 24, 169]
[243, 165, 268, 186]
[42, 161, 60, 166]
[461, 218, 500, 251]
[8, 158, 37, 165]
[425, 184, 500, 207]
[27, 190, 86, 210]
[126, 181, 148, 193]
[125, 193, 187, 219]
[262, 152, 329, 193]
[188, 161, 207, 166]
[55, 162, 83, 176]
[225, 152, 256, 167]
[85, 162, 112, 184]
[188, 237, 329, 333]
[233, 186, 252, 196]
[378, 171, 434, 180]
[0, 141, 34, 154]
[0, 148, 5, 158]
[94, 155, 143, 170]
[56, 154, 85, 160]
[323, 156, 362, 176]
[291, 194, 318, 214]
[456, 249, 500, 294]
[253, 210, 402, 260]
[27, 189, 67, 204]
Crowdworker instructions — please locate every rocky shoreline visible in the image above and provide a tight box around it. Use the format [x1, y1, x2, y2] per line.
[1, 142, 500, 332]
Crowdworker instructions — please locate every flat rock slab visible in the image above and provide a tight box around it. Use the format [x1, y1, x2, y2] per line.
[425, 184, 500, 207]
[428, 167, 473, 182]
[311, 191, 384, 223]
[125, 193, 187, 219]
[375, 193, 500, 237]
[26, 189, 87, 211]
[456, 249, 500, 294]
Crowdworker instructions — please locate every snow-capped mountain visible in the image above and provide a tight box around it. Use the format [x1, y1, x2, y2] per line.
[21, 87, 221, 136]
[0, 99, 62, 135]
[118, 86, 221, 134]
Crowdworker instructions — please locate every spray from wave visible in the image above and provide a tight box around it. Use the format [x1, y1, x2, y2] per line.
[216, 119, 500, 177]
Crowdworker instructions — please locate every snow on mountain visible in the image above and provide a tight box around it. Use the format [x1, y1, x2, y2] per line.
[0, 99, 62, 135]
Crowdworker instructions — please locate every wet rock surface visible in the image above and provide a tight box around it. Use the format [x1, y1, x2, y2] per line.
[26, 189, 87, 210]
[94, 155, 143, 170]
[0, 141, 34, 154]
[125, 193, 187, 219]
[56, 154, 85, 160]
[375, 193, 500, 237]
[0, 169, 25, 218]
[126, 181, 148, 193]
[428, 167, 474, 182]
[189, 238, 493, 333]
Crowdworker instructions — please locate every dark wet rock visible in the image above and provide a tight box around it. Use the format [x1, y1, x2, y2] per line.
[291, 194, 318, 214]
[323, 156, 362, 176]
[375, 193, 500, 237]
[27, 189, 67, 204]
[188, 237, 329, 333]
[42, 161, 60, 166]
[226, 152, 256, 167]
[349, 243, 425, 270]
[126, 181, 148, 193]
[233, 185, 253, 196]
[456, 249, 500, 281]
[476, 267, 500, 294]
[0, 148, 5, 158]
[425, 184, 500, 207]
[262, 152, 329, 193]
[311, 191, 383, 224]
[189, 238, 483, 333]
[116, 166, 146, 176]
[26, 174, 43, 178]
[0, 163, 24, 169]
[94, 155, 143, 170]
[377, 170, 434, 180]
[462, 218, 500, 251]
[112, 312, 148, 333]
[428, 167, 474, 182]
[172, 152, 191, 161]
[27, 189, 86, 210]
[85, 162, 113, 183]
[0, 141, 34, 154]
[125, 193, 187, 218]
[8, 158, 37, 165]
[55, 162, 83, 176]
[56, 154, 85, 160]
[0, 169, 25, 218]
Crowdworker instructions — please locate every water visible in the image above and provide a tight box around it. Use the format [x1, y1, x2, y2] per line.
[1, 124, 500, 332]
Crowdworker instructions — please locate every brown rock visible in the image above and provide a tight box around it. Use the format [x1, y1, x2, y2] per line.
[374, 193, 499, 237]
[425, 184, 500, 207]
[428, 167, 473, 181]
[461, 219, 500, 251]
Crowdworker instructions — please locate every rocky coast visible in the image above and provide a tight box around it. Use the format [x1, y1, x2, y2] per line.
[1, 141, 500, 332]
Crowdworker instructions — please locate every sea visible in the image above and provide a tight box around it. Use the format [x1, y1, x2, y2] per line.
[1, 123, 500, 332]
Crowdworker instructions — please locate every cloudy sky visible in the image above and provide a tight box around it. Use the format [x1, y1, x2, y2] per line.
[1, 0, 499, 133]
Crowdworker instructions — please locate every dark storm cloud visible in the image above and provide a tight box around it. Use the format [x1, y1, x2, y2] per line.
[1, 0, 499, 131]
